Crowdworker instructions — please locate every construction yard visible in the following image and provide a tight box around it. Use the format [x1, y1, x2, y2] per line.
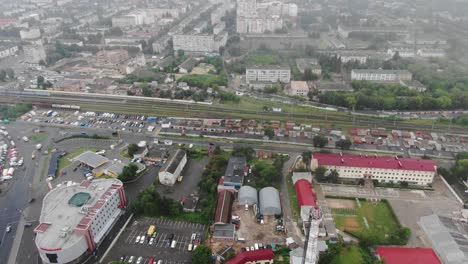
[327, 198, 401, 243]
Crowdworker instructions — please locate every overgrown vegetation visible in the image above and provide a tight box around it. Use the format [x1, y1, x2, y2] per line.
[118, 163, 139, 182]
[318, 242, 383, 264]
[438, 152, 468, 183]
[0, 103, 32, 120]
[132, 184, 184, 217]
[192, 245, 214, 264]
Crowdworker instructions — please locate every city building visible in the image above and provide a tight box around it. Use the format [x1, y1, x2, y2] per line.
[237, 185, 258, 206]
[314, 82, 353, 92]
[296, 58, 321, 75]
[400, 80, 427, 92]
[178, 57, 199, 74]
[337, 25, 409, 38]
[419, 214, 468, 264]
[34, 179, 126, 264]
[0, 45, 19, 59]
[96, 49, 130, 65]
[387, 48, 446, 58]
[20, 27, 41, 40]
[259, 187, 281, 216]
[159, 148, 187, 186]
[226, 249, 274, 264]
[246, 65, 291, 85]
[215, 190, 233, 224]
[351, 69, 413, 81]
[288, 81, 309, 96]
[311, 153, 437, 185]
[23, 44, 46, 63]
[376, 247, 441, 264]
[172, 32, 227, 54]
[223, 156, 247, 187]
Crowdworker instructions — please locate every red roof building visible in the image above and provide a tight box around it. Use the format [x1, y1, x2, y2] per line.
[311, 153, 437, 186]
[214, 190, 233, 224]
[226, 249, 274, 264]
[376, 247, 441, 264]
[294, 179, 317, 207]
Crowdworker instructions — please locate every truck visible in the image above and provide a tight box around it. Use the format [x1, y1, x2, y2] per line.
[36, 144, 42, 150]
[147, 225, 156, 237]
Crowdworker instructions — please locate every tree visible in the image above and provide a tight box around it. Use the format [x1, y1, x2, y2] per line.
[264, 127, 275, 139]
[5, 68, 14, 80]
[313, 135, 328, 148]
[140, 83, 153, 97]
[336, 139, 352, 150]
[192, 245, 213, 264]
[118, 163, 139, 182]
[37, 76, 44, 88]
[400, 181, 409, 188]
[303, 68, 318, 81]
[109, 27, 123, 36]
[314, 166, 327, 182]
[0, 70, 6, 82]
[328, 169, 339, 183]
[127, 143, 139, 156]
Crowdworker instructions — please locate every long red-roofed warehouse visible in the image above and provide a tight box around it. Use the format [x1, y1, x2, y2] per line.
[226, 249, 274, 264]
[376, 247, 441, 264]
[311, 153, 437, 185]
[294, 179, 317, 223]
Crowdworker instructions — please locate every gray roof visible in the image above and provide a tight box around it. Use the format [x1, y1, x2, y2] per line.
[213, 224, 235, 239]
[419, 214, 468, 264]
[178, 58, 198, 71]
[224, 156, 246, 184]
[247, 65, 290, 71]
[74, 151, 109, 168]
[259, 187, 281, 216]
[162, 148, 186, 174]
[315, 82, 353, 92]
[238, 186, 258, 205]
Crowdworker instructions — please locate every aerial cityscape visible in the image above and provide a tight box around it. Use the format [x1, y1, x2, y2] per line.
[0, 0, 467, 263]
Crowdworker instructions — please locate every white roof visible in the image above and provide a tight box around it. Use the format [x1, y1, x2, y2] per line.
[35, 179, 123, 251]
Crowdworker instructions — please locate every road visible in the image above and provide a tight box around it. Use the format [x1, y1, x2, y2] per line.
[0, 124, 57, 263]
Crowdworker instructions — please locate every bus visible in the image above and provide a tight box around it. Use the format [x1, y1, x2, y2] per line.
[147, 225, 156, 237]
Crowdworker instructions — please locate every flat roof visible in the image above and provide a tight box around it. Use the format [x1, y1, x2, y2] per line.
[35, 179, 123, 251]
[224, 156, 247, 184]
[74, 151, 109, 168]
[213, 223, 235, 239]
[247, 65, 290, 70]
[376, 247, 441, 264]
[351, 69, 412, 74]
[313, 153, 436, 172]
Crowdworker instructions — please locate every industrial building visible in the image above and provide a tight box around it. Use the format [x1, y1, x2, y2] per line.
[351, 69, 413, 82]
[213, 190, 235, 240]
[34, 179, 127, 264]
[311, 153, 437, 186]
[226, 249, 274, 264]
[376, 247, 441, 264]
[419, 214, 468, 264]
[223, 156, 247, 187]
[237, 185, 258, 206]
[159, 148, 187, 186]
[259, 187, 281, 216]
[295, 179, 317, 224]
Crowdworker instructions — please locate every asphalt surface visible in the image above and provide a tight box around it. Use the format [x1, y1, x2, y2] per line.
[0, 124, 57, 263]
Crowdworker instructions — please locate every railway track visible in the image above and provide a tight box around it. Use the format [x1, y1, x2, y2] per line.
[2, 94, 468, 134]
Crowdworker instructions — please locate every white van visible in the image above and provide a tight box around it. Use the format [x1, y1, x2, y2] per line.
[188, 243, 193, 252]
[171, 240, 177, 248]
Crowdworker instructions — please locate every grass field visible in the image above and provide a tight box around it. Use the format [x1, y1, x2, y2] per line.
[31, 132, 48, 142]
[330, 199, 400, 243]
[332, 245, 366, 264]
[58, 147, 98, 173]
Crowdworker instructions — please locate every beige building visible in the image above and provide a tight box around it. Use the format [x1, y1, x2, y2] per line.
[288, 81, 309, 96]
[246, 65, 291, 84]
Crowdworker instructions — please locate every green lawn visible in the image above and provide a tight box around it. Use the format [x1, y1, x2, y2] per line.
[58, 147, 98, 173]
[286, 174, 300, 219]
[332, 245, 365, 264]
[31, 132, 48, 142]
[332, 200, 400, 243]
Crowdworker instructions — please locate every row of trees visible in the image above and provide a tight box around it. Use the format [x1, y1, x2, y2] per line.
[438, 152, 468, 183]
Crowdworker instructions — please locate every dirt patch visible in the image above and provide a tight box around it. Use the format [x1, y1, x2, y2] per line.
[326, 198, 357, 209]
[343, 217, 361, 232]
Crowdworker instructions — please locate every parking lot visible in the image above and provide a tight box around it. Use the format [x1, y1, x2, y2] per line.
[105, 217, 207, 264]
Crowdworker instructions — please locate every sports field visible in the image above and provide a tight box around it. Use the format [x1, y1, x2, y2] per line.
[327, 198, 400, 243]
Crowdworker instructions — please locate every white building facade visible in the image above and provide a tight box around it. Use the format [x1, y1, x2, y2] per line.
[23, 44, 47, 63]
[246, 66, 291, 84]
[311, 153, 437, 186]
[0, 45, 19, 59]
[351, 69, 412, 81]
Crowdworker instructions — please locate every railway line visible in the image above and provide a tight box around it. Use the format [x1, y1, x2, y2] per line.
[1, 92, 467, 134]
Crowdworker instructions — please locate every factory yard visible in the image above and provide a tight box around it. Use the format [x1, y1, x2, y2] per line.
[104, 217, 207, 264]
[321, 175, 462, 247]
